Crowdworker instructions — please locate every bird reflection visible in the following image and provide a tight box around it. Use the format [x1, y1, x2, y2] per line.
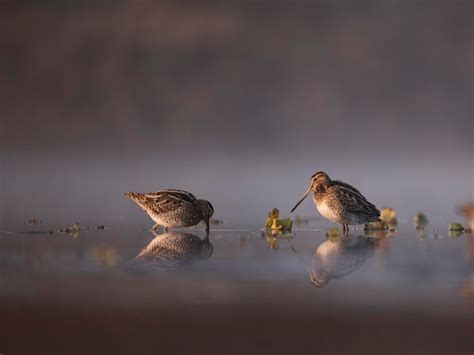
[135, 231, 213, 270]
[309, 235, 378, 287]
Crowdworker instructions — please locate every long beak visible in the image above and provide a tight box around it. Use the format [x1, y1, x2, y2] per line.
[290, 188, 310, 213]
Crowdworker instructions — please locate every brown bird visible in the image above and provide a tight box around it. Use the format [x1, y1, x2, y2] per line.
[125, 189, 214, 231]
[291, 171, 380, 234]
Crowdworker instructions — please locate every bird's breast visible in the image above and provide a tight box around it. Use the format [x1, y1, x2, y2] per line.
[315, 197, 341, 223]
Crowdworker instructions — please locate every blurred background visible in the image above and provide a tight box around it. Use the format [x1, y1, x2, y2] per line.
[1, 0, 473, 228]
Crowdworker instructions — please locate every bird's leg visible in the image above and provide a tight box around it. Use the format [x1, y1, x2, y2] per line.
[152, 223, 159, 231]
[205, 219, 210, 232]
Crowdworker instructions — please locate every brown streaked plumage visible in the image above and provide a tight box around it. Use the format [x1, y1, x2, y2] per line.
[124, 189, 214, 231]
[291, 171, 380, 234]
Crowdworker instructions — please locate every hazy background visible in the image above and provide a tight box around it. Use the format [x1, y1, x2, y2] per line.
[1, 1, 473, 228]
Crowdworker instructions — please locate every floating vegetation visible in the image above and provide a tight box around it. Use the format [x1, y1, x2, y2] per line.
[364, 221, 392, 231]
[365, 228, 395, 239]
[59, 222, 81, 234]
[448, 222, 464, 231]
[413, 213, 428, 229]
[58, 223, 81, 238]
[265, 208, 292, 231]
[380, 207, 397, 225]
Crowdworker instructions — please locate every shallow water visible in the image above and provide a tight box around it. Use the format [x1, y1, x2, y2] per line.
[1, 223, 473, 307]
[1, 223, 473, 354]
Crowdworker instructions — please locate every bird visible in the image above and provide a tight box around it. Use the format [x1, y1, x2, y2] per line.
[134, 231, 213, 270]
[124, 189, 214, 231]
[309, 235, 377, 287]
[291, 171, 380, 234]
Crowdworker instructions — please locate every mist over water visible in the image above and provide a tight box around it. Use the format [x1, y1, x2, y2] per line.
[2, 154, 472, 229]
[1, 1, 473, 227]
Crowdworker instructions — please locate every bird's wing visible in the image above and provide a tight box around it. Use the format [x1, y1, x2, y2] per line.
[332, 180, 363, 195]
[329, 185, 379, 216]
[143, 189, 198, 213]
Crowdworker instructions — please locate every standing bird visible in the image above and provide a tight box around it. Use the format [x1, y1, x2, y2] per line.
[124, 189, 214, 231]
[291, 171, 380, 234]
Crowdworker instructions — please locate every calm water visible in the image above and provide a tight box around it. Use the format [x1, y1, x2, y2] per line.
[1, 222, 473, 354]
[1, 223, 473, 308]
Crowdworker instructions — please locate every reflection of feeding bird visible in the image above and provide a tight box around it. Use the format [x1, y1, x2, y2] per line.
[124, 189, 214, 231]
[309, 235, 377, 287]
[135, 231, 213, 270]
[291, 171, 380, 234]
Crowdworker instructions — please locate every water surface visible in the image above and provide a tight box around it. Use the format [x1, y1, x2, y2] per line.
[0, 223, 473, 354]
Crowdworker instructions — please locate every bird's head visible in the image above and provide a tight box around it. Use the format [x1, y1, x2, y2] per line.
[199, 200, 214, 230]
[291, 171, 331, 213]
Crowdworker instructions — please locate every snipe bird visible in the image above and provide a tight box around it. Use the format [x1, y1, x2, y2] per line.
[291, 171, 380, 233]
[124, 189, 214, 231]
[135, 231, 213, 270]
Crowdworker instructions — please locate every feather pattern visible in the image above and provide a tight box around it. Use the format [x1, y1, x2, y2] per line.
[124, 189, 214, 230]
[293, 171, 380, 233]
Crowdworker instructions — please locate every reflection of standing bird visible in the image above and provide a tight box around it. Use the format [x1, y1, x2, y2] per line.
[124, 189, 214, 231]
[291, 171, 380, 234]
[135, 231, 213, 270]
[309, 235, 377, 287]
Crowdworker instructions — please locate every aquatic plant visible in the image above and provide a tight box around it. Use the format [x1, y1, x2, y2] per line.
[265, 208, 292, 231]
[413, 213, 428, 229]
[380, 207, 397, 225]
[448, 222, 464, 231]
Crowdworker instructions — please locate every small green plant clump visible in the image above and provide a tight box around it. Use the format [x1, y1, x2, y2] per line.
[448, 222, 464, 231]
[413, 213, 428, 229]
[265, 208, 292, 231]
[364, 220, 392, 231]
[380, 207, 397, 225]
